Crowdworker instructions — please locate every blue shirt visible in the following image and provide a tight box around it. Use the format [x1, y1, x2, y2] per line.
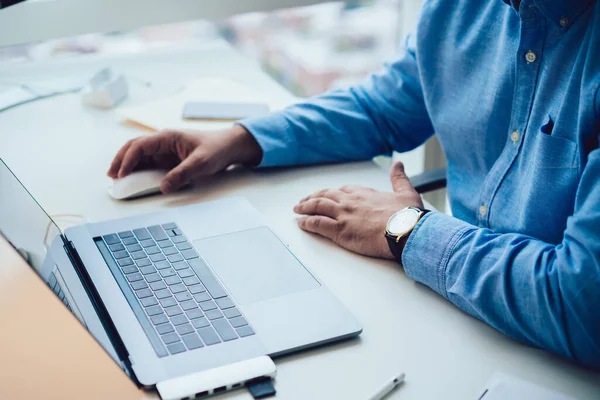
[239, 0, 600, 368]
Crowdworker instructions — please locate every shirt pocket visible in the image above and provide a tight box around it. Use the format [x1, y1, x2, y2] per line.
[530, 117, 578, 171]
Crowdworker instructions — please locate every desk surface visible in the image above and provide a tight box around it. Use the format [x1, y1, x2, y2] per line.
[0, 41, 598, 400]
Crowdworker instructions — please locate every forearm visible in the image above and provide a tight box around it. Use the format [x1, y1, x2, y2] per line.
[402, 212, 600, 368]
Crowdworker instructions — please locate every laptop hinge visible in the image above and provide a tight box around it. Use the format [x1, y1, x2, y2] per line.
[60, 234, 140, 387]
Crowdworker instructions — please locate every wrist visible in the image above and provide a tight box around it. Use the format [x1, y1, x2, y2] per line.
[227, 124, 263, 166]
[385, 207, 429, 265]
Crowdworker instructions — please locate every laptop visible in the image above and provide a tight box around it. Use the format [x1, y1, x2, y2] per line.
[0, 158, 361, 389]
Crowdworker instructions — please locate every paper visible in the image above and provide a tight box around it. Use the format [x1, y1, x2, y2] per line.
[118, 77, 299, 132]
[0, 87, 38, 112]
[479, 373, 577, 400]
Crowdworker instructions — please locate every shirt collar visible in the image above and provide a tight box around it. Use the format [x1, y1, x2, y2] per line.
[502, 0, 595, 29]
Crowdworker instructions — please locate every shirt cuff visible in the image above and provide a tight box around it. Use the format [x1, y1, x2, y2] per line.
[402, 211, 472, 299]
[236, 113, 295, 168]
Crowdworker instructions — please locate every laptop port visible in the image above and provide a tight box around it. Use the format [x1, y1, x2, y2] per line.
[213, 386, 227, 393]
[195, 391, 208, 397]
[232, 383, 242, 388]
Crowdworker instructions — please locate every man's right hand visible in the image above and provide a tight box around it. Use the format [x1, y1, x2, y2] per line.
[107, 125, 263, 194]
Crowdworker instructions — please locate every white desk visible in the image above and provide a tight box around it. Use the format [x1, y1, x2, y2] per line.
[0, 40, 598, 400]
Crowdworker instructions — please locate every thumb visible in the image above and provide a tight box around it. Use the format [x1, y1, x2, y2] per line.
[390, 161, 410, 192]
[161, 155, 204, 193]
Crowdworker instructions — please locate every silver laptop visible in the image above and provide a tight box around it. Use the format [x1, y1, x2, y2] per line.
[0, 158, 361, 387]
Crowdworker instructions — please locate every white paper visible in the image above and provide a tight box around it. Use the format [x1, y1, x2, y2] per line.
[0, 87, 37, 112]
[117, 76, 299, 132]
[479, 373, 577, 400]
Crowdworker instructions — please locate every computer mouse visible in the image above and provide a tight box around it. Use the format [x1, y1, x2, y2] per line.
[108, 170, 168, 200]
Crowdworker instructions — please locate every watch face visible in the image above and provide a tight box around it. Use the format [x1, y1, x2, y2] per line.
[386, 208, 421, 236]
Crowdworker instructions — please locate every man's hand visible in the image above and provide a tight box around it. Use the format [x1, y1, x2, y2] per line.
[107, 125, 262, 193]
[294, 162, 423, 259]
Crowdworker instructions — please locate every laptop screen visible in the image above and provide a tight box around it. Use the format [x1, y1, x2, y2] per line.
[0, 159, 62, 273]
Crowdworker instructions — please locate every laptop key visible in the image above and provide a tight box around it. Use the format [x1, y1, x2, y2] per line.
[131, 280, 148, 290]
[170, 283, 187, 294]
[163, 247, 178, 256]
[109, 243, 125, 252]
[191, 317, 210, 329]
[165, 305, 183, 317]
[150, 281, 167, 291]
[223, 308, 241, 319]
[148, 225, 169, 241]
[188, 258, 227, 299]
[162, 223, 178, 230]
[229, 316, 248, 328]
[176, 242, 192, 251]
[160, 297, 177, 308]
[135, 258, 151, 267]
[113, 250, 129, 259]
[216, 297, 235, 310]
[127, 273, 144, 282]
[236, 325, 255, 337]
[158, 240, 174, 249]
[122, 265, 138, 274]
[167, 230, 176, 237]
[160, 268, 176, 278]
[131, 251, 147, 260]
[181, 249, 199, 260]
[140, 239, 155, 248]
[103, 234, 120, 245]
[133, 228, 152, 241]
[181, 333, 204, 350]
[173, 228, 183, 236]
[139, 266, 157, 275]
[178, 268, 195, 279]
[145, 273, 162, 283]
[176, 323, 194, 336]
[183, 276, 201, 286]
[172, 261, 189, 271]
[197, 326, 221, 345]
[199, 301, 217, 311]
[146, 306, 163, 316]
[172, 235, 188, 244]
[154, 289, 172, 299]
[212, 318, 238, 341]
[171, 315, 188, 326]
[167, 342, 186, 355]
[118, 258, 134, 267]
[118, 231, 134, 238]
[136, 288, 153, 299]
[161, 332, 180, 345]
[150, 313, 169, 325]
[206, 310, 223, 320]
[194, 292, 211, 303]
[180, 300, 197, 311]
[188, 284, 206, 294]
[126, 244, 142, 253]
[167, 254, 183, 263]
[156, 323, 174, 335]
[154, 260, 170, 270]
[164, 276, 182, 286]
[175, 292, 193, 302]
[146, 246, 161, 255]
[122, 237, 137, 245]
[150, 253, 166, 262]
[186, 308, 204, 320]
[140, 296, 158, 307]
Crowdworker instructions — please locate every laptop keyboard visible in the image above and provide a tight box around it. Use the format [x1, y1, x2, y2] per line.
[98, 223, 254, 357]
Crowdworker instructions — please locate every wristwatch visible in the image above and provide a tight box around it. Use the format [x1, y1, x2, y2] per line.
[385, 206, 429, 264]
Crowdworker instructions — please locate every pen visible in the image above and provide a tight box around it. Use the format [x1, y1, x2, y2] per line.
[366, 373, 406, 400]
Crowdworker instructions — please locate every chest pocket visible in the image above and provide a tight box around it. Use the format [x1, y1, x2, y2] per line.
[531, 116, 579, 170]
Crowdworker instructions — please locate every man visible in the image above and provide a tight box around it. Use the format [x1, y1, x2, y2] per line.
[108, 0, 600, 368]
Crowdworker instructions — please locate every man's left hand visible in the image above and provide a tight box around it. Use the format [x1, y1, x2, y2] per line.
[294, 161, 424, 259]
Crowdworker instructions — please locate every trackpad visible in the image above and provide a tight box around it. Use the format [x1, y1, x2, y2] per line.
[193, 227, 320, 305]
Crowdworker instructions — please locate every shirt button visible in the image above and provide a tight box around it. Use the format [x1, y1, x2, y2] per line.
[479, 205, 487, 217]
[525, 50, 537, 63]
[559, 17, 569, 27]
[511, 130, 520, 143]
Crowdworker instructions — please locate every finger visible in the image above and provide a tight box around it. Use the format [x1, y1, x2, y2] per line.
[107, 140, 133, 178]
[297, 216, 339, 240]
[390, 161, 410, 192]
[118, 136, 164, 178]
[161, 155, 205, 193]
[339, 184, 363, 193]
[293, 197, 340, 218]
[300, 188, 343, 203]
